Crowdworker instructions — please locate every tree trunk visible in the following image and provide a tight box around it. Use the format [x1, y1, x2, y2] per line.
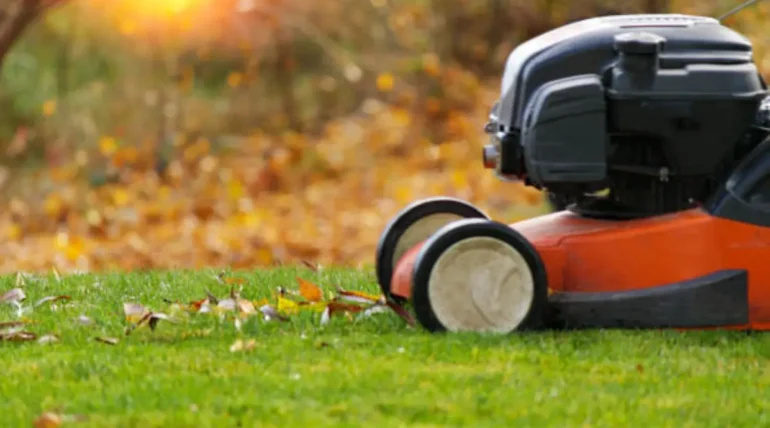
[0, 0, 39, 71]
[0, 0, 67, 72]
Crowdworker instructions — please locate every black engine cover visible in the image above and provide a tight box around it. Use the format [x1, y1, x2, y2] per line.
[494, 14, 768, 189]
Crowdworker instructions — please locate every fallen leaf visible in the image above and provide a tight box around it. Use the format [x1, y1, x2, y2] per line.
[217, 298, 236, 311]
[376, 72, 395, 92]
[0, 321, 26, 331]
[259, 304, 289, 322]
[95, 336, 119, 345]
[298, 301, 328, 312]
[35, 295, 71, 307]
[1, 288, 26, 304]
[277, 295, 299, 314]
[0, 329, 37, 341]
[37, 334, 60, 345]
[386, 300, 416, 327]
[297, 277, 323, 302]
[237, 299, 256, 315]
[123, 302, 149, 322]
[147, 313, 174, 331]
[335, 287, 382, 304]
[33, 412, 61, 428]
[321, 301, 366, 325]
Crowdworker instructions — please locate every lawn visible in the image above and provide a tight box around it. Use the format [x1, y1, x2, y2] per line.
[2, 267, 770, 428]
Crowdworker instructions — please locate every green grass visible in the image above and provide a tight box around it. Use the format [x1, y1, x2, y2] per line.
[2, 267, 770, 427]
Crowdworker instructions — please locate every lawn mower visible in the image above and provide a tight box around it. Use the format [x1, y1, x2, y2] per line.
[374, 11, 770, 333]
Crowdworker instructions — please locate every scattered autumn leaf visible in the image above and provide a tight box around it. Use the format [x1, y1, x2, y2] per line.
[297, 277, 323, 302]
[95, 336, 119, 345]
[237, 299, 257, 315]
[123, 302, 149, 323]
[385, 299, 416, 327]
[1, 288, 26, 304]
[335, 287, 382, 305]
[217, 298, 237, 311]
[259, 304, 289, 322]
[0, 329, 37, 341]
[35, 295, 72, 307]
[0, 321, 26, 331]
[277, 295, 299, 314]
[33, 412, 61, 428]
[321, 301, 366, 325]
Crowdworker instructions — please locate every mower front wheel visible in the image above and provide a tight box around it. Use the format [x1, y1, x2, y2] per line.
[411, 219, 548, 334]
[376, 197, 489, 302]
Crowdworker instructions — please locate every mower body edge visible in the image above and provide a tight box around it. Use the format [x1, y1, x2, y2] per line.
[391, 208, 770, 330]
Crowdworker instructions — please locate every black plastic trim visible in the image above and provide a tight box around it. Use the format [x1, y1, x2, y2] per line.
[411, 219, 549, 333]
[706, 137, 770, 228]
[375, 198, 489, 302]
[547, 269, 749, 329]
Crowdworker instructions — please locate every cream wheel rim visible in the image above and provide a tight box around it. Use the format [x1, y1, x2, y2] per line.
[391, 213, 465, 268]
[427, 236, 534, 333]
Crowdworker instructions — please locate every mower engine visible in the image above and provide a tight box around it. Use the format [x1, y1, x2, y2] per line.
[482, 14, 770, 218]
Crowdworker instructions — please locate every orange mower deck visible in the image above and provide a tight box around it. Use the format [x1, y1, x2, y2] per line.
[391, 208, 770, 330]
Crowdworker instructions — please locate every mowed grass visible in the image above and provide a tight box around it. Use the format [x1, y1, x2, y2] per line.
[2, 267, 770, 428]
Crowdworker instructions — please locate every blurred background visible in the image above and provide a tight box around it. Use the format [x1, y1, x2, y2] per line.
[0, 0, 767, 273]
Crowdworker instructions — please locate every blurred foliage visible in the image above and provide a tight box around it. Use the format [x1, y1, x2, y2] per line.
[0, 0, 767, 273]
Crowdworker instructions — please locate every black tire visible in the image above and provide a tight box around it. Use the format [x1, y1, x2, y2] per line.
[375, 197, 489, 302]
[411, 218, 548, 334]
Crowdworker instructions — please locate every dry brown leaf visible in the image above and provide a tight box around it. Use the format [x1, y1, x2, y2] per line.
[1, 288, 26, 304]
[386, 300, 416, 327]
[148, 313, 174, 331]
[335, 287, 382, 305]
[297, 277, 323, 302]
[33, 412, 62, 428]
[95, 336, 119, 345]
[237, 299, 256, 315]
[321, 301, 366, 325]
[0, 330, 37, 341]
[0, 321, 26, 331]
[35, 295, 71, 307]
[126, 312, 174, 334]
